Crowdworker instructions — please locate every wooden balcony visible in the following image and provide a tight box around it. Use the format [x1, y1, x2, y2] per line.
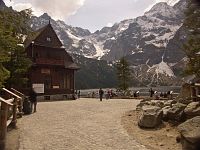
[34, 58, 64, 66]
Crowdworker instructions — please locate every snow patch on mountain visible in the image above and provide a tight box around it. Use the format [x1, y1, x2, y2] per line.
[167, 0, 181, 6]
[114, 19, 135, 34]
[87, 40, 110, 59]
[148, 61, 175, 77]
[145, 2, 177, 18]
[93, 43, 106, 59]
[66, 30, 82, 48]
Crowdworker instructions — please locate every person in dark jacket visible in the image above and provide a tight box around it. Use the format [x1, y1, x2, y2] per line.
[29, 88, 37, 113]
[99, 88, 104, 101]
[149, 88, 154, 97]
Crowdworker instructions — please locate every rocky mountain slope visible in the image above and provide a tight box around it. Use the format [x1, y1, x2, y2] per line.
[29, 0, 188, 87]
[72, 54, 117, 89]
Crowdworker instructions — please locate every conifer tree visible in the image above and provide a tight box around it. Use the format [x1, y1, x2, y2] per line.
[183, 0, 200, 77]
[116, 57, 132, 93]
[0, 8, 32, 88]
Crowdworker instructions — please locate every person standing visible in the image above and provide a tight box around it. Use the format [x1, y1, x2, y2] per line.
[99, 88, 104, 101]
[106, 89, 109, 100]
[78, 90, 81, 99]
[29, 88, 37, 113]
[149, 88, 154, 97]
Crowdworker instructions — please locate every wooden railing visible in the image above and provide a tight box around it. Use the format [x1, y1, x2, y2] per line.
[0, 97, 14, 150]
[0, 88, 23, 150]
[11, 88, 26, 117]
[2, 88, 23, 119]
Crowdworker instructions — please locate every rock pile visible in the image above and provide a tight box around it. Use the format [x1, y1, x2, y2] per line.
[177, 116, 200, 150]
[136, 97, 200, 149]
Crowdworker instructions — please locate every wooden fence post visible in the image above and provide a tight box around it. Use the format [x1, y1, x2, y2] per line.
[0, 97, 13, 150]
[0, 102, 8, 150]
[17, 97, 23, 118]
[11, 88, 24, 118]
[11, 97, 17, 128]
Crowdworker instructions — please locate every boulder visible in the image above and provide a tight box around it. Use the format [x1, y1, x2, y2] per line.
[138, 106, 163, 128]
[162, 106, 171, 121]
[136, 99, 151, 110]
[177, 116, 200, 150]
[150, 100, 164, 108]
[178, 98, 193, 105]
[184, 102, 200, 119]
[167, 103, 187, 122]
[164, 100, 177, 107]
[178, 83, 192, 99]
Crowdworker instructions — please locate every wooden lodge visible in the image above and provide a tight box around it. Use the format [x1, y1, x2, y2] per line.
[24, 22, 79, 100]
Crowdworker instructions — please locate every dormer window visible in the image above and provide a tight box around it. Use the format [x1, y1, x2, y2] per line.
[47, 37, 51, 42]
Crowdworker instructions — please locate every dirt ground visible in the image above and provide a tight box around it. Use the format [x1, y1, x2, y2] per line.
[5, 100, 182, 150]
[5, 127, 19, 150]
[121, 110, 182, 150]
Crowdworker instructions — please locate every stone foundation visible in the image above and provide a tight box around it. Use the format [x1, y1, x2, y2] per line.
[37, 94, 74, 101]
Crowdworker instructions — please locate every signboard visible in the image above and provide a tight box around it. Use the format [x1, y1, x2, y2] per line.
[41, 68, 50, 74]
[53, 85, 59, 89]
[32, 84, 44, 94]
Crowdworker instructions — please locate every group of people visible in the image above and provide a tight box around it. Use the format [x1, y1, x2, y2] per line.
[74, 90, 81, 99]
[149, 88, 173, 100]
[98, 88, 114, 101]
[99, 88, 115, 101]
[27, 87, 174, 113]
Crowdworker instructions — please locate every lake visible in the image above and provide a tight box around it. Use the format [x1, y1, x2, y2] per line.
[78, 86, 182, 97]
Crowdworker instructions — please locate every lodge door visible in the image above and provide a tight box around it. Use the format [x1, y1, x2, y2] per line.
[44, 75, 52, 89]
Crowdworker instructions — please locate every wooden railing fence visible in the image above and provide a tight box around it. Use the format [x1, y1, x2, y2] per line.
[0, 88, 23, 150]
[11, 88, 26, 117]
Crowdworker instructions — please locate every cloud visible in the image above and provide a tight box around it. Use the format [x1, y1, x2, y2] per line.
[12, 3, 32, 11]
[4, 0, 86, 20]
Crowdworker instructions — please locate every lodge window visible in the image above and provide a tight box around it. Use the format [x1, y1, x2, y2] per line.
[47, 37, 51, 42]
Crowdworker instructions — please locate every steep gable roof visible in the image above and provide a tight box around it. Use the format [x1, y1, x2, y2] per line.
[24, 23, 62, 48]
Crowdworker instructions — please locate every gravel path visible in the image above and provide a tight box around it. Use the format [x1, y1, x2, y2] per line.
[18, 98, 147, 150]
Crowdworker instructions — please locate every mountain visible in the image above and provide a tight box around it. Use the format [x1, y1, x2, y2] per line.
[28, 0, 188, 87]
[0, 0, 7, 9]
[101, 0, 187, 61]
[29, 0, 187, 62]
[72, 54, 117, 89]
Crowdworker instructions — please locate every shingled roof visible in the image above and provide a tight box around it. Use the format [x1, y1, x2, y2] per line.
[24, 24, 48, 48]
[24, 22, 63, 48]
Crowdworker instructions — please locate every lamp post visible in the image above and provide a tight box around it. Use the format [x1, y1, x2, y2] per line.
[31, 41, 34, 59]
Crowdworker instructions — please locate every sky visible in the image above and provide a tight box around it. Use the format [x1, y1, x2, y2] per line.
[4, 0, 180, 32]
